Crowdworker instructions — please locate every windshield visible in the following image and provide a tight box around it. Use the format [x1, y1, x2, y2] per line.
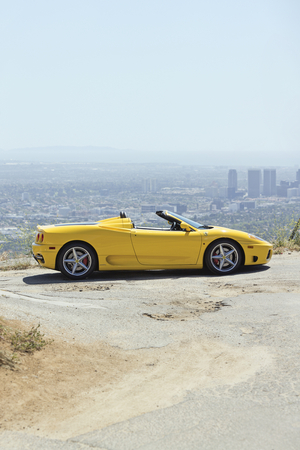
[156, 211, 207, 229]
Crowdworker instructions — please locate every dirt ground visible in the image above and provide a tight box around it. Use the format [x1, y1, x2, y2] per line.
[0, 306, 270, 440]
[1, 252, 300, 441]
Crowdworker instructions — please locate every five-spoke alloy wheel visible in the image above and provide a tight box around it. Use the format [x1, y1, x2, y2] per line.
[205, 239, 242, 275]
[58, 242, 97, 280]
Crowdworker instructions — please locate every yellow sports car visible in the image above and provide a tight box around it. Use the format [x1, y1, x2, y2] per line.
[32, 210, 273, 279]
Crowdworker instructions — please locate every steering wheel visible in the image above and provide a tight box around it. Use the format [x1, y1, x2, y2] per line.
[170, 222, 179, 231]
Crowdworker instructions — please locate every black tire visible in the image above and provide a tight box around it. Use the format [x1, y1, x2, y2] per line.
[205, 239, 242, 275]
[57, 242, 97, 280]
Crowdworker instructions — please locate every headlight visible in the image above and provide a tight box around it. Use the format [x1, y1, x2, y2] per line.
[248, 234, 266, 242]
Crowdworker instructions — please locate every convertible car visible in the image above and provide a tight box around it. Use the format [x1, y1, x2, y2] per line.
[32, 210, 273, 279]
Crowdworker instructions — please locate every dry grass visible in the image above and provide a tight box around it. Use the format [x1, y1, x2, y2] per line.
[0, 252, 36, 271]
[0, 318, 52, 369]
[0, 251, 9, 262]
[271, 217, 300, 254]
[272, 235, 300, 254]
[273, 245, 300, 255]
[0, 261, 35, 271]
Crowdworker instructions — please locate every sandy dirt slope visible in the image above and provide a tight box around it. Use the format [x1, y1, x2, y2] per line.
[0, 325, 270, 439]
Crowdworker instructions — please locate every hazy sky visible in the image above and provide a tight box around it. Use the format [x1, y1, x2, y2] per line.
[0, 0, 299, 164]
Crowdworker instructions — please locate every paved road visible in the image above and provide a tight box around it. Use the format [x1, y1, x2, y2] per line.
[1, 253, 300, 449]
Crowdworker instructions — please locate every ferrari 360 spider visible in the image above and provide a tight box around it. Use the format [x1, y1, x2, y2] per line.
[32, 210, 273, 279]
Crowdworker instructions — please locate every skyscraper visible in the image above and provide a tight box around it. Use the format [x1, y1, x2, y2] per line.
[296, 169, 300, 183]
[228, 169, 237, 190]
[248, 169, 261, 198]
[149, 178, 157, 193]
[263, 169, 276, 196]
[228, 169, 237, 199]
[143, 178, 157, 193]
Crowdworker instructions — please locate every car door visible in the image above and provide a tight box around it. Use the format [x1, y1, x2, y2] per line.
[130, 229, 202, 265]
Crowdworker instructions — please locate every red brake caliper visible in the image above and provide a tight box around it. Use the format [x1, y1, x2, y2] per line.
[213, 252, 219, 266]
[83, 257, 88, 266]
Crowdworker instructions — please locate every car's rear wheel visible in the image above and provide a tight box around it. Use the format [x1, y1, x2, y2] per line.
[205, 239, 242, 275]
[58, 242, 97, 280]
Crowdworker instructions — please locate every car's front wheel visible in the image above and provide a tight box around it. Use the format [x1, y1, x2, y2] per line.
[58, 242, 97, 280]
[205, 239, 242, 275]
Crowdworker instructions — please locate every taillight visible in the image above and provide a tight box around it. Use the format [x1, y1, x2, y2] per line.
[36, 232, 44, 243]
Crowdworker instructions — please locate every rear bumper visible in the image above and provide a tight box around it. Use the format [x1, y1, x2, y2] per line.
[33, 253, 45, 264]
[32, 243, 58, 269]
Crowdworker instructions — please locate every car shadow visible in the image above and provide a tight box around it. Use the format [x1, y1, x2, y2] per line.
[239, 265, 270, 275]
[22, 264, 270, 285]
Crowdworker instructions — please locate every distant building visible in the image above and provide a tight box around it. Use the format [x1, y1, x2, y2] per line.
[228, 169, 237, 190]
[166, 203, 187, 214]
[229, 201, 256, 212]
[287, 188, 299, 198]
[235, 190, 247, 199]
[149, 179, 157, 193]
[205, 186, 219, 198]
[229, 202, 240, 212]
[227, 187, 236, 199]
[143, 178, 157, 193]
[280, 181, 289, 187]
[157, 204, 175, 212]
[21, 192, 30, 202]
[296, 169, 300, 183]
[263, 169, 276, 196]
[277, 181, 289, 197]
[248, 169, 261, 198]
[228, 169, 237, 199]
[219, 187, 228, 198]
[210, 200, 224, 210]
[141, 204, 156, 213]
[240, 201, 256, 210]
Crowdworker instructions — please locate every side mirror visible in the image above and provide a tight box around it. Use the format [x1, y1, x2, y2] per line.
[180, 223, 191, 232]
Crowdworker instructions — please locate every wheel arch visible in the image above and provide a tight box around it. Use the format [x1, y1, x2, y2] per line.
[55, 240, 99, 271]
[203, 237, 245, 267]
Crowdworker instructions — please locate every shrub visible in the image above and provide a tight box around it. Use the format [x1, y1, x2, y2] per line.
[10, 324, 52, 353]
[272, 216, 300, 252]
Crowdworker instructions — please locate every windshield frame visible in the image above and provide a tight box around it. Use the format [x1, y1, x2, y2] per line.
[156, 210, 207, 230]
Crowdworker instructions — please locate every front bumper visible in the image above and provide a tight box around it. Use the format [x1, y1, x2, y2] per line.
[243, 243, 273, 266]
